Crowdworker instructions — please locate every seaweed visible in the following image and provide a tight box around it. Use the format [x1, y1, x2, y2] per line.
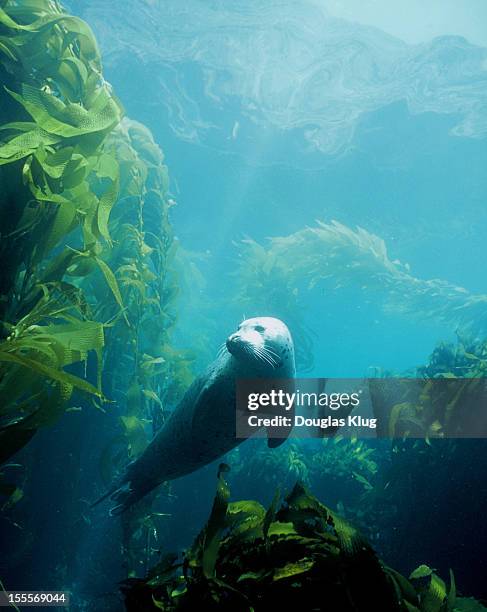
[75, 117, 196, 574]
[228, 437, 378, 504]
[0, 0, 191, 458]
[235, 221, 487, 340]
[369, 337, 487, 439]
[0, 4, 191, 558]
[0, 0, 123, 468]
[88, 118, 189, 466]
[121, 467, 483, 611]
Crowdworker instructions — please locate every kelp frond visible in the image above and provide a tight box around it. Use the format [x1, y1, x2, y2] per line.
[121, 470, 482, 611]
[235, 221, 487, 336]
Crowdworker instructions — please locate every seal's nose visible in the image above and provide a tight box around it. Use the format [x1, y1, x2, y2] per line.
[226, 333, 240, 354]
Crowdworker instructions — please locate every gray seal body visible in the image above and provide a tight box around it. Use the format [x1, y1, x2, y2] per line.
[94, 317, 296, 514]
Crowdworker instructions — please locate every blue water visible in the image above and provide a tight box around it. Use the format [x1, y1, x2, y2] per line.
[3, 1, 487, 609]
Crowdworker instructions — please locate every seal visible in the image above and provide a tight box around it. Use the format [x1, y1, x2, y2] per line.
[93, 317, 296, 514]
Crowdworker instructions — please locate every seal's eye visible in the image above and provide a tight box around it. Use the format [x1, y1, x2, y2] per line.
[254, 325, 265, 333]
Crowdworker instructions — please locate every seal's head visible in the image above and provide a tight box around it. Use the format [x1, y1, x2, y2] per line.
[226, 317, 295, 374]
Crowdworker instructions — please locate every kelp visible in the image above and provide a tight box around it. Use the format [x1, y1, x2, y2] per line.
[0, 1, 191, 579]
[418, 338, 487, 380]
[228, 437, 378, 500]
[88, 118, 194, 574]
[121, 468, 482, 611]
[235, 221, 487, 337]
[94, 118, 194, 470]
[0, 0, 124, 464]
[0, 286, 104, 459]
[0, 5, 191, 574]
[369, 337, 487, 439]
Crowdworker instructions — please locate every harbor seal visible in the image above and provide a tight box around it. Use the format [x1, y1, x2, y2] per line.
[93, 317, 296, 514]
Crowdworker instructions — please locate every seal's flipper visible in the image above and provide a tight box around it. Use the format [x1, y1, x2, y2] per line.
[108, 482, 134, 515]
[90, 482, 121, 509]
[90, 481, 133, 514]
[266, 419, 292, 448]
[267, 435, 287, 448]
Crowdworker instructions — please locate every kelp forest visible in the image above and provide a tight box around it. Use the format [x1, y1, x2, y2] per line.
[0, 2, 487, 611]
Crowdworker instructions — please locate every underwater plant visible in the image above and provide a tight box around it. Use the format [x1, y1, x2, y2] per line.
[89, 118, 195, 574]
[0, 0, 124, 477]
[417, 338, 487, 380]
[95, 118, 193, 468]
[235, 221, 487, 337]
[368, 336, 487, 439]
[228, 437, 378, 505]
[0, 7, 136, 590]
[120, 465, 483, 611]
[0, 0, 192, 474]
[228, 442, 311, 493]
[0, 4, 192, 582]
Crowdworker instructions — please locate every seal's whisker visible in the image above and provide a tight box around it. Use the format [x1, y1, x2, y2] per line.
[216, 342, 227, 357]
[244, 344, 270, 366]
[260, 346, 278, 358]
[255, 346, 278, 364]
[255, 353, 273, 367]
[261, 347, 280, 359]
[253, 346, 277, 368]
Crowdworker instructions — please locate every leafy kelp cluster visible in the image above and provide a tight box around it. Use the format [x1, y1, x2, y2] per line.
[369, 336, 487, 439]
[96, 118, 193, 466]
[0, 0, 121, 469]
[0, 0, 190, 533]
[121, 466, 485, 612]
[235, 221, 487, 336]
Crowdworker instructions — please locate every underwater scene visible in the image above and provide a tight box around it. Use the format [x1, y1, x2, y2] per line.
[1, 0, 487, 610]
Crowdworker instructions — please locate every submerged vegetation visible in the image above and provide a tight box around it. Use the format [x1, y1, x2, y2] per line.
[0, 0, 191, 562]
[121, 466, 485, 611]
[236, 221, 487, 335]
[228, 437, 378, 505]
[0, 0, 122, 470]
[369, 336, 487, 439]
[0, 1, 486, 609]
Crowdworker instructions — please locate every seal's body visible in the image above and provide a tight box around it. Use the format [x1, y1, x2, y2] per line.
[95, 317, 295, 514]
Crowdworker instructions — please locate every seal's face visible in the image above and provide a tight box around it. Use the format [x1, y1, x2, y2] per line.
[226, 317, 295, 372]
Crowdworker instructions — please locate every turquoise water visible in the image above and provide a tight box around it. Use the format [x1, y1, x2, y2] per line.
[2, 1, 487, 609]
[75, 1, 487, 602]
[76, 1, 487, 376]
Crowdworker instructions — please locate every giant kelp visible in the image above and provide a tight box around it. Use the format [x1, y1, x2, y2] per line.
[363, 340, 487, 580]
[0, 1, 191, 527]
[236, 221, 487, 336]
[368, 336, 487, 439]
[0, 0, 124, 479]
[228, 437, 378, 504]
[96, 118, 193, 465]
[91, 118, 194, 574]
[121, 467, 483, 611]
